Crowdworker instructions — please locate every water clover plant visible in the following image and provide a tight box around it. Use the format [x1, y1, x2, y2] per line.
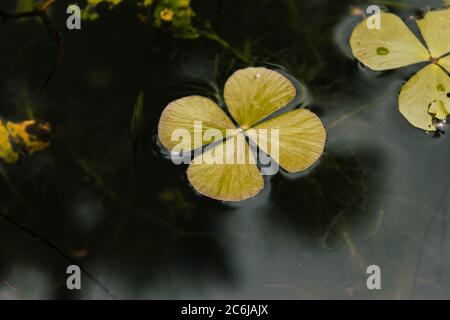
[350, 8, 450, 131]
[157, 67, 326, 201]
[0, 120, 51, 164]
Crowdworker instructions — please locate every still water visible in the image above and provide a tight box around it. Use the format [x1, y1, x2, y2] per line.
[0, 0, 449, 299]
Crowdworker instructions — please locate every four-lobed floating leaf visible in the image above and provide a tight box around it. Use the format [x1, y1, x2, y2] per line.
[350, 8, 450, 131]
[158, 67, 326, 201]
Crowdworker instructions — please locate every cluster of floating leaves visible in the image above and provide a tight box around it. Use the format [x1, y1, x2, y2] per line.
[158, 67, 327, 201]
[0, 119, 51, 164]
[350, 8, 450, 132]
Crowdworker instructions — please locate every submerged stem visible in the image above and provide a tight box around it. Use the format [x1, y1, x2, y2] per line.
[0, 0, 63, 90]
[199, 30, 251, 64]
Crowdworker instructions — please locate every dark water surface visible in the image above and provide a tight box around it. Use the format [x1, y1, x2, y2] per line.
[0, 0, 449, 299]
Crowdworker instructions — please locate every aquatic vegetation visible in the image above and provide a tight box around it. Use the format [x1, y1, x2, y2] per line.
[4, 0, 450, 300]
[0, 119, 51, 164]
[83, 0, 197, 38]
[81, 0, 123, 21]
[158, 67, 326, 201]
[138, 0, 250, 61]
[14, 0, 37, 12]
[130, 91, 145, 143]
[350, 8, 450, 131]
[77, 0, 250, 62]
[145, 0, 198, 39]
[130, 91, 145, 172]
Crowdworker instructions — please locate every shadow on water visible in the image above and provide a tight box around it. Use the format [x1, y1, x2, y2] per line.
[0, 150, 240, 299]
[266, 151, 384, 250]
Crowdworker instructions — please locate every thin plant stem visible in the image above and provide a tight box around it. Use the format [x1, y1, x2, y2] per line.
[199, 29, 251, 64]
[0, 0, 63, 90]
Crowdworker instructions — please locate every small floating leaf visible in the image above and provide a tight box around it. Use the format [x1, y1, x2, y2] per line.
[416, 8, 450, 59]
[187, 134, 263, 201]
[224, 67, 296, 129]
[247, 108, 326, 173]
[399, 64, 450, 130]
[158, 67, 326, 201]
[350, 12, 430, 71]
[158, 96, 236, 152]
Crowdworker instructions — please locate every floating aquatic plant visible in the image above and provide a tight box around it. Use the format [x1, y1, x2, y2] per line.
[0, 120, 51, 164]
[350, 8, 450, 131]
[157, 67, 326, 201]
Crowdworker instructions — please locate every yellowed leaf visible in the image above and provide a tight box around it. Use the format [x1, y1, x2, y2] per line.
[187, 134, 263, 201]
[417, 8, 450, 59]
[429, 100, 449, 120]
[350, 12, 430, 70]
[399, 63, 450, 131]
[224, 67, 296, 129]
[158, 67, 327, 201]
[0, 120, 19, 164]
[6, 120, 51, 155]
[0, 119, 50, 164]
[158, 96, 236, 152]
[247, 108, 326, 172]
